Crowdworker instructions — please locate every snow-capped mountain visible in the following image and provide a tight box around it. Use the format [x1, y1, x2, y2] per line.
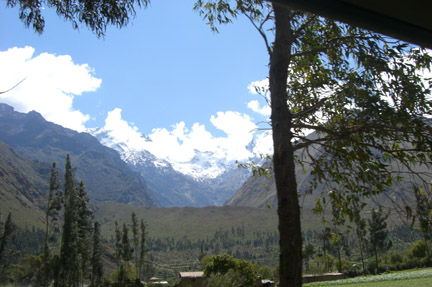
[88, 127, 259, 207]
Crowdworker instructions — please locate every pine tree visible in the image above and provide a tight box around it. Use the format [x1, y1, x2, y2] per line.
[76, 181, 93, 287]
[131, 212, 139, 279]
[114, 221, 122, 267]
[0, 212, 16, 269]
[122, 223, 132, 268]
[90, 222, 103, 287]
[138, 219, 147, 280]
[43, 162, 62, 287]
[57, 155, 80, 287]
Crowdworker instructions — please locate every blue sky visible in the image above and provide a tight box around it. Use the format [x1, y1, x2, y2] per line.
[0, 0, 275, 162]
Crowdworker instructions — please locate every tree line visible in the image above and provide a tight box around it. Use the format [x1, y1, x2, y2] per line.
[0, 155, 148, 287]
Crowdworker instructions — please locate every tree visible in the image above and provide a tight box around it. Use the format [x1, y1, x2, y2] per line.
[194, 1, 432, 285]
[138, 219, 147, 280]
[302, 242, 315, 273]
[203, 254, 257, 287]
[5, 0, 150, 37]
[130, 211, 139, 278]
[413, 185, 432, 263]
[114, 221, 122, 269]
[329, 191, 346, 273]
[44, 162, 62, 287]
[122, 223, 132, 269]
[368, 207, 392, 274]
[351, 201, 367, 275]
[56, 155, 96, 287]
[90, 222, 103, 287]
[76, 181, 93, 287]
[57, 154, 81, 287]
[318, 227, 332, 272]
[0, 212, 16, 271]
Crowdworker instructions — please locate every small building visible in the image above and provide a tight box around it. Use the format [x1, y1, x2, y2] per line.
[178, 271, 205, 287]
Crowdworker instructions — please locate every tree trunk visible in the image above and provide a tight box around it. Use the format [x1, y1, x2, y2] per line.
[270, 3, 302, 287]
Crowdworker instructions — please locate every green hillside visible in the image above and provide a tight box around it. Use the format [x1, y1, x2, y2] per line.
[0, 141, 48, 229]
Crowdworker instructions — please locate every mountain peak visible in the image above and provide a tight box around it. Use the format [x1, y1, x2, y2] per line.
[0, 103, 14, 114]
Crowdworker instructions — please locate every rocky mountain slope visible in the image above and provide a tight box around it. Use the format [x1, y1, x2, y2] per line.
[0, 103, 158, 207]
[227, 144, 424, 212]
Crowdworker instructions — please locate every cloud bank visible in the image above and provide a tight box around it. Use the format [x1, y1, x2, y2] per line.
[0, 47, 273, 170]
[0, 46, 101, 131]
[100, 108, 273, 164]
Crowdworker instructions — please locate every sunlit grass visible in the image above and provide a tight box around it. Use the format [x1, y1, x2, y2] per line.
[304, 268, 432, 287]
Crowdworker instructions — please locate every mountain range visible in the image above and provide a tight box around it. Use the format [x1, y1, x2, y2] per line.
[0, 103, 157, 207]
[1, 102, 425, 218]
[0, 103, 252, 208]
[89, 127, 252, 207]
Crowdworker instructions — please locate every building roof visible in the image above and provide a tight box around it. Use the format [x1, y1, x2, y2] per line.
[179, 272, 204, 278]
[271, 0, 432, 49]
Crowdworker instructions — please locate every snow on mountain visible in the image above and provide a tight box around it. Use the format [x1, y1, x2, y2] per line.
[89, 127, 250, 181]
[88, 118, 272, 207]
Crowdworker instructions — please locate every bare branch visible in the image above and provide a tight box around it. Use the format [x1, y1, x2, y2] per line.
[0, 78, 26, 94]
[242, 10, 273, 56]
[292, 97, 329, 118]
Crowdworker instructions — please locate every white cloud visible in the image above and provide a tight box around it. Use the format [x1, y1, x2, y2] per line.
[247, 78, 269, 95]
[247, 99, 271, 116]
[0, 46, 101, 132]
[247, 79, 271, 116]
[253, 131, 273, 156]
[99, 109, 265, 164]
[102, 108, 148, 150]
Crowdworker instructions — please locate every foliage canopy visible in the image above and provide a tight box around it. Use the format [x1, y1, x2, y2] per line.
[6, 0, 150, 37]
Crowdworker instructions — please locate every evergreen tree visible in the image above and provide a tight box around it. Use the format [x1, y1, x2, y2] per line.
[122, 223, 132, 268]
[56, 155, 81, 287]
[90, 222, 103, 287]
[76, 181, 93, 287]
[43, 162, 62, 287]
[138, 219, 147, 280]
[114, 221, 122, 268]
[368, 207, 392, 274]
[0, 212, 16, 271]
[130, 211, 139, 278]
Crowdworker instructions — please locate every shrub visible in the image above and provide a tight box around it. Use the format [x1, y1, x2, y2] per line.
[411, 240, 428, 259]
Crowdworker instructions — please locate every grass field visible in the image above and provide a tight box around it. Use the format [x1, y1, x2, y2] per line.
[304, 268, 432, 287]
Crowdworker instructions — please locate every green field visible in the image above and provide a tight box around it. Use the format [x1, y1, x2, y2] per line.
[304, 268, 432, 287]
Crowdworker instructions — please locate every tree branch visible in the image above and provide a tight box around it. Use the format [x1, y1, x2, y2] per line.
[242, 10, 273, 56]
[0, 78, 26, 94]
[292, 97, 329, 118]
